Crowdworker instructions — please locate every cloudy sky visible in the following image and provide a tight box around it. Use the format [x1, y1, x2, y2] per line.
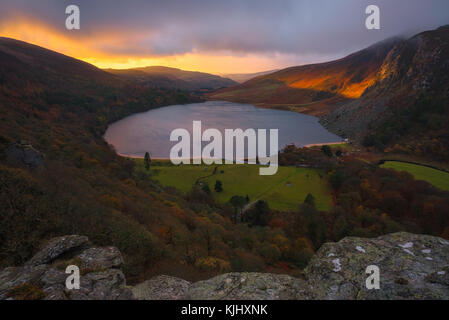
[0, 0, 448, 73]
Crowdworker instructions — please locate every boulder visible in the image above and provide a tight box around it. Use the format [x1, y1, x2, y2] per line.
[2, 232, 449, 300]
[0, 265, 49, 299]
[132, 275, 191, 300]
[5, 142, 44, 169]
[26, 235, 89, 267]
[68, 269, 133, 300]
[305, 232, 449, 299]
[76, 247, 124, 271]
[1, 235, 133, 300]
[188, 273, 309, 300]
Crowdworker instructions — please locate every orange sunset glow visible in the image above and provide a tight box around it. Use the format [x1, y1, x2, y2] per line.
[0, 16, 293, 74]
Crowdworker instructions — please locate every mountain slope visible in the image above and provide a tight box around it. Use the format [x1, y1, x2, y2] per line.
[219, 69, 279, 83]
[0, 37, 328, 284]
[210, 38, 400, 116]
[105, 66, 237, 93]
[322, 25, 449, 160]
[0, 37, 202, 281]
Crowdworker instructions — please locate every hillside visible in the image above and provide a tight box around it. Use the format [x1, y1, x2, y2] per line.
[0, 37, 207, 282]
[105, 66, 237, 93]
[220, 69, 279, 83]
[322, 25, 449, 161]
[210, 38, 400, 116]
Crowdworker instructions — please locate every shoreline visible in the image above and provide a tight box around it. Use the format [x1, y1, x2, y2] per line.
[117, 140, 346, 160]
[303, 141, 346, 148]
[109, 100, 345, 159]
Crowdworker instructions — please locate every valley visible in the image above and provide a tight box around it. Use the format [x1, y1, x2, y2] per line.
[1, 25, 448, 288]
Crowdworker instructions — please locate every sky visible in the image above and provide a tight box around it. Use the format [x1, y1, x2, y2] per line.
[0, 0, 448, 74]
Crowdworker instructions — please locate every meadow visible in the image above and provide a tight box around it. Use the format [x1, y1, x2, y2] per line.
[137, 160, 333, 211]
[381, 161, 449, 191]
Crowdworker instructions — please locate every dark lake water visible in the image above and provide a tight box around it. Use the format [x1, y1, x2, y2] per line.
[104, 101, 342, 159]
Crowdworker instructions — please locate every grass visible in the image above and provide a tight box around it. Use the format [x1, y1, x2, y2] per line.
[381, 161, 449, 191]
[138, 160, 332, 211]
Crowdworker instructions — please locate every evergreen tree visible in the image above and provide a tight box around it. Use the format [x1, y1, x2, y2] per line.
[144, 152, 151, 171]
[201, 184, 211, 195]
[214, 180, 223, 192]
[304, 193, 316, 208]
[321, 145, 333, 157]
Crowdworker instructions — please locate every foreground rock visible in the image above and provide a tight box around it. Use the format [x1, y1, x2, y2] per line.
[1, 232, 448, 300]
[305, 232, 449, 299]
[5, 141, 44, 169]
[25, 235, 89, 267]
[188, 273, 309, 300]
[132, 275, 191, 300]
[0, 236, 133, 300]
[133, 232, 449, 300]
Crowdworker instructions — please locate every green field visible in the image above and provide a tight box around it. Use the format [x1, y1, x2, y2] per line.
[381, 161, 449, 191]
[139, 161, 332, 211]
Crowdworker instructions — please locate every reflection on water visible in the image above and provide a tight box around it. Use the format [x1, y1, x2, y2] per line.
[104, 101, 342, 159]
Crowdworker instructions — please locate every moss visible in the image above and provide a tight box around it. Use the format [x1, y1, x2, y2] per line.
[80, 266, 106, 276]
[5, 283, 46, 300]
[52, 257, 105, 275]
[52, 257, 83, 271]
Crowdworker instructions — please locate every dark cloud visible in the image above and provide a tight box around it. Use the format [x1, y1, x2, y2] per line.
[1, 0, 449, 58]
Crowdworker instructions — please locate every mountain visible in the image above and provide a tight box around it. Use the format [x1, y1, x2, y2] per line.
[322, 26, 449, 161]
[105, 66, 237, 93]
[210, 38, 401, 116]
[0, 37, 198, 127]
[219, 69, 279, 83]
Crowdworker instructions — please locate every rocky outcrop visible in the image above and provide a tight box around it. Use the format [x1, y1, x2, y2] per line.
[132, 275, 190, 300]
[1, 232, 448, 300]
[5, 141, 44, 169]
[321, 25, 449, 139]
[131, 232, 449, 300]
[305, 232, 449, 299]
[0, 235, 133, 300]
[188, 273, 309, 300]
[25, 235, 89, 267]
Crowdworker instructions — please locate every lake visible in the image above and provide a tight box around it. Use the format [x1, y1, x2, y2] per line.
[104, 101, 342, 159]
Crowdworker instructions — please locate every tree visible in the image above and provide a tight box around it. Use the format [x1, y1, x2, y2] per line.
[333, 215, 350, 240]
[300, 204, 327, 250]
[214, 180, 223, 192]
[321, 145, 333, 157]
[144, 152, 151, 171]
[304, 193, 316, 208]
[329, 170, 345, 190]
[246, 200, 270, 226]
[201, 184, 211, 195]
[229, 195, 247, 224]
